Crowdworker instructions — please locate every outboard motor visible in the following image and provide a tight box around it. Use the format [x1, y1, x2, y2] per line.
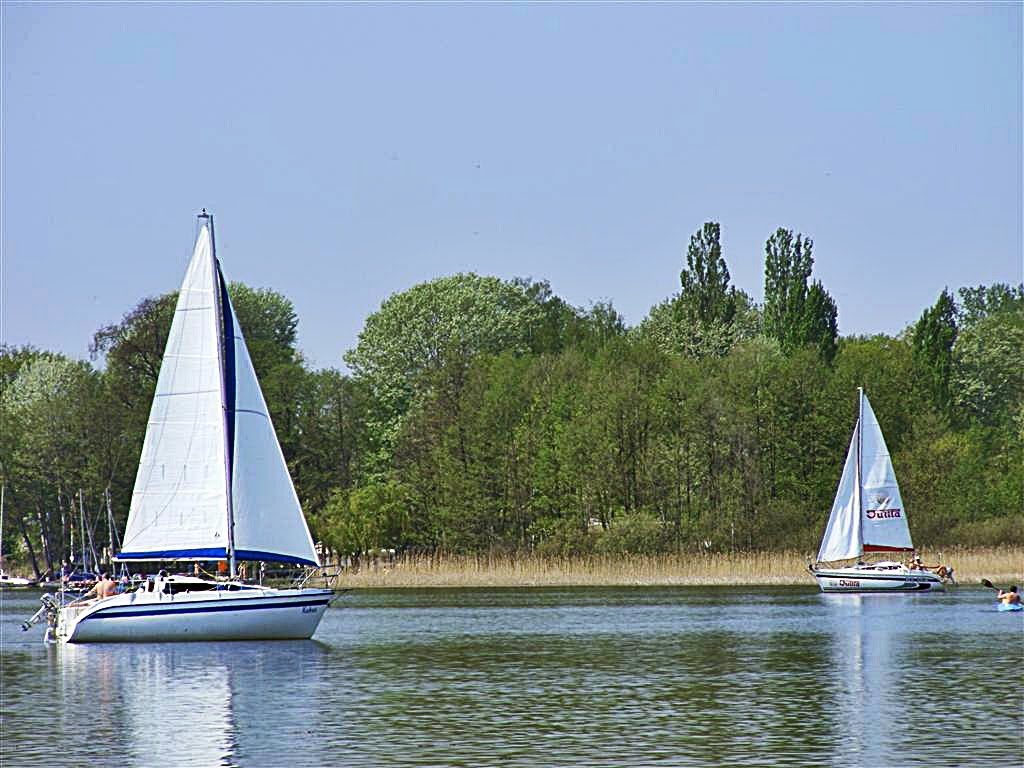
[21, 593, 61, 633]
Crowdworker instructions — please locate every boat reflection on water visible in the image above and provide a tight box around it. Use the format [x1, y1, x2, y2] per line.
[822, 594, 907, 765]
[54, 640, 329, 766]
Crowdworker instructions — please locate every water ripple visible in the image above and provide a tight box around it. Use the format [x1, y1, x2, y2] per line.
[2, 586, 1021, 767]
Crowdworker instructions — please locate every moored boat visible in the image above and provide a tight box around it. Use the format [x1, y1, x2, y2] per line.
[0, 570, 33, 588]
[809, 389, 951, 594]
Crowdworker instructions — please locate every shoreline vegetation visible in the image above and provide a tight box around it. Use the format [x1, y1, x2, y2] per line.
[4, 246, 1021, 582]
[332, 546, 1024, 589]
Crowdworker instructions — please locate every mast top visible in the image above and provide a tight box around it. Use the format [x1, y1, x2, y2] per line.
[195, 209, 216, 255]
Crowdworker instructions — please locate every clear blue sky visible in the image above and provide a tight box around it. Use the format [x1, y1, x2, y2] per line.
[3, 2, 1021, 369]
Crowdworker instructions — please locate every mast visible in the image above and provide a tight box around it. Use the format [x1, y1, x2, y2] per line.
[203, 209, 237, 579]
[856, 387, 864, 557]
[78, 490, 87, 571]
[105, 486, 116, 567]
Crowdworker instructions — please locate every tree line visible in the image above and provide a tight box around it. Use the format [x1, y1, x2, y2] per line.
[2, 223, 1021, 576]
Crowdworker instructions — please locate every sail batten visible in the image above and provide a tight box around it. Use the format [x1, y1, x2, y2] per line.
[119, 218, 319, 567]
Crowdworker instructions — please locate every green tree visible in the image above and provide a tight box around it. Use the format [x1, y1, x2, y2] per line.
[680, 221, 737, 328]
[345, 273, 545, 458]
[951, 306, 1024, 430]
[802, 281, 839, 364]
[763, 228, 838, 362]
[2, 355, 108, 575]
[636, 290, 758, 359]
[290, 368, 368, 520]
[91, 294, 176, 434]
[911, 289, 958, 415]
[956, 283, 1024, 328]
[316, 480, 411, 557]
[637, 222, 758, 359]
[952, 282, 1024, 431]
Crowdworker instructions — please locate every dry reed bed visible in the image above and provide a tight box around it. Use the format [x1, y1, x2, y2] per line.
[335, 547, 1023, 589]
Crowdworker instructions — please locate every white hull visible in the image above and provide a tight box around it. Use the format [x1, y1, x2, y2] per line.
[0, 574, 33, 588]
[812, 563, 945, 593]
[58, 585, 332, 643]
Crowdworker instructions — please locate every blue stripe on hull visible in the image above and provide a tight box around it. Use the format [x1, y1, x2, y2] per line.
[82, 597, 330, 622]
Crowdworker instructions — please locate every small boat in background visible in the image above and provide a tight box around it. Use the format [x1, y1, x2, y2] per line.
[809, 389, 952, 593]
[0, 570, 33, 588]
[997, 602, 1022, 612]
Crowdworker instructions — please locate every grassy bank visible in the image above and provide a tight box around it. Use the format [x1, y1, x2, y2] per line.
[333, 547, 1023, 589]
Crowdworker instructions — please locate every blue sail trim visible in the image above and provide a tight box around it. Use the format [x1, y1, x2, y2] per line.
[117, 548, 227, 560]
[116, 548, 318, 567]
[216, 262, 237, 475]
[236, 549, 319, 567]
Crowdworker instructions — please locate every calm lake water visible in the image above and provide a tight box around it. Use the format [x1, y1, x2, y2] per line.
[1, 585, 1021, 767]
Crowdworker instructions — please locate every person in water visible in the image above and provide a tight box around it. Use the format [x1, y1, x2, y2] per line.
[997, 586, 1020, 605]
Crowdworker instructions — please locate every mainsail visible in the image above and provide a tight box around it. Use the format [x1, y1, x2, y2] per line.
[119, 217, 319, 567]
[816, 390, 913, 563]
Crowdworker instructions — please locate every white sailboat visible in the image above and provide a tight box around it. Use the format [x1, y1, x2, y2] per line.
[45, 212, 333, 642]
[0, 571, 32, 588]
[809, 389, 947, 593]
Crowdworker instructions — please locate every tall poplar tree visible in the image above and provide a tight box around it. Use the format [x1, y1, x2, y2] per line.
[763, 228, 838, 362]
[912, 289, 958, 415]
[680, 221, 736, 327]
[650, 220, 755, 359]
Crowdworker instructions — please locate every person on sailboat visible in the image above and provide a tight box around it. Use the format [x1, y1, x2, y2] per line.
[909, 553, 955, 582]
[84, 573, 117, 601]
[997, 586, 1020, 605]
[903, 553, 927, 571]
